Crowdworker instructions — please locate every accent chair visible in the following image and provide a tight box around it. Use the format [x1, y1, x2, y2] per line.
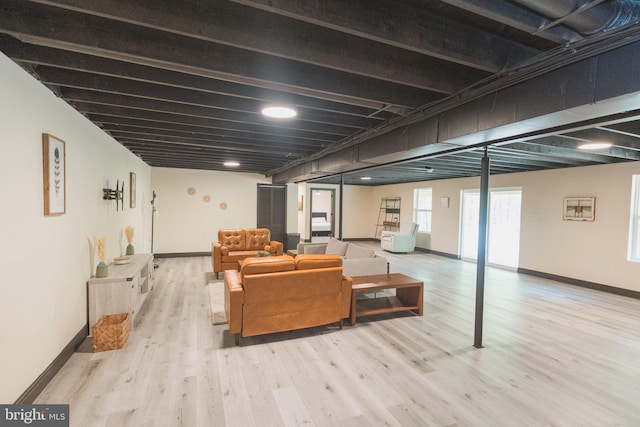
[380, 222, 419, 253]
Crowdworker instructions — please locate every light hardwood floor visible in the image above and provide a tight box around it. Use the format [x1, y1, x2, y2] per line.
[35, 244, 640, 426]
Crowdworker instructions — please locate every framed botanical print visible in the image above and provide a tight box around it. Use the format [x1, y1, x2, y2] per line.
[130, 172, 136, 208]
[42, 133, 66, 216]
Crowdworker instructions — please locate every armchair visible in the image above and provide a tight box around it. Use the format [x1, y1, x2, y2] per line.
[380, 222, 419, 253]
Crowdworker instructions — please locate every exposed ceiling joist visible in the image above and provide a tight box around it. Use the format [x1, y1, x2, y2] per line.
[1, 0, 639, 183]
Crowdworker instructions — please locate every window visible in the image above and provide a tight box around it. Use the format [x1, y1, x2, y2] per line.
[413, 188, 432, 232]
[629, 175, 640, 262]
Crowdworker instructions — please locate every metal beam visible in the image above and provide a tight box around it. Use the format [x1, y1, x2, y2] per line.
[96, 117, 332, 145]
[36, 68, 378, 131]
[0, 1, 446, 109]
[0, 34, 392, 119]
[73, 102, 354, 138]
[25, 0, 488, 91]
[438, 0, 583, 43]
[103, 125, 323, 152]
[229, 0, 542, 71]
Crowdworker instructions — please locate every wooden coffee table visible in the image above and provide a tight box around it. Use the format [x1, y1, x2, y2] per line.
[349, 273, 423, 326]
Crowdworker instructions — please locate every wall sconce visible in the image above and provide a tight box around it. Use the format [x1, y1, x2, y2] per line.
[103, 179, 124, 211]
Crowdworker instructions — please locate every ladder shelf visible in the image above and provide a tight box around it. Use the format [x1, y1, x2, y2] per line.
[375, 197, 401, 239]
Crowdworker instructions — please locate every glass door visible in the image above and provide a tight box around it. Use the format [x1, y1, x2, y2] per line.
[460, 190, 480, 260]
[487, 189, 522, 268]
[460, 188, 522, 269]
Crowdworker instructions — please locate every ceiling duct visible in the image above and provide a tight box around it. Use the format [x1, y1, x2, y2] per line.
[512, 0, 640, 35]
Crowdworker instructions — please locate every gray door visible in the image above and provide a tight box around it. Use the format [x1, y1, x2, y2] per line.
[257, 184, 286, 245]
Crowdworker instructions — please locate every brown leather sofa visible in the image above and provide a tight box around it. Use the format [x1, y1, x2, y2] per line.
[224, 254, 353, 344]
[212, 228, 283, 277]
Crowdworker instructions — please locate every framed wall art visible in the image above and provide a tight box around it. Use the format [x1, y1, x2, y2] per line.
[42, 133, 66, 216]
[130, 172, 136, 208]
[563, 197, 595, 221]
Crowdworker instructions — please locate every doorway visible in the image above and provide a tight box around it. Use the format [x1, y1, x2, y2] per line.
[309, 188, 335, 242]
[460, 188, 522, 269]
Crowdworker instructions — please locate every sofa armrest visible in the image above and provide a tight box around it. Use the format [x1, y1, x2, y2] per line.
[224, 270, 245, 334]
[389, 234, 415, 245]
[212, 242, 222, 272]
[266, 240, 284, 256]
[339, 276, 353, 319]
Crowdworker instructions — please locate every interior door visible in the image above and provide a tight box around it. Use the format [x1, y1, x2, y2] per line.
[256, 184, 287, 245]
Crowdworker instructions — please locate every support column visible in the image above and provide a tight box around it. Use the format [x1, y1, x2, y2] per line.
[474, 147, 490, 349]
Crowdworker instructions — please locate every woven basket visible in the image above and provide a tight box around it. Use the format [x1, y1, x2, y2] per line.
[92, 313, 129, 352]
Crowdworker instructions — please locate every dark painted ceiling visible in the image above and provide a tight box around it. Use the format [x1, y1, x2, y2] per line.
[1, 0, 640, 185]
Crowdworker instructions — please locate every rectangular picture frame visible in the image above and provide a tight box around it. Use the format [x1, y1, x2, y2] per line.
[42, 133, 66, 216]
[130, 172, 136, 208]
[563, 197, 595, 221]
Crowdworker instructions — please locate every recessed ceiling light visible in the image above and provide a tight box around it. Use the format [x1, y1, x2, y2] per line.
[224, 161, 240, 167]
[577, 142, 612, 150]
[360, 176, 372, 180]
[261, 106, 297, 118]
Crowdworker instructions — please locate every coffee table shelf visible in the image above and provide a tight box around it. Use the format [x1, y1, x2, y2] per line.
[349, 273, 423, 326]
[355, 296, 420, 315]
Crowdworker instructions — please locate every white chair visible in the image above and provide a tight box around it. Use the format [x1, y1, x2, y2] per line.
[380, 223, 419, 253]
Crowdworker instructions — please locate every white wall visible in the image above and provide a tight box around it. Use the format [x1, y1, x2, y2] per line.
[369, 162, 640, 292]
[150, 167, 271, 253]
[0, 53, 151, 402]
[342, 185, 375, 239]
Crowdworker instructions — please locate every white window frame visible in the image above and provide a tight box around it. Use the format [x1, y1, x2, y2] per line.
[628, 175, 640, 262]
[413, 187, 432, 233]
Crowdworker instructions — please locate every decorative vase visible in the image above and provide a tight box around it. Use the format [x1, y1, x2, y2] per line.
[126, 244, 134, 255]
[96, 261, 108, 278]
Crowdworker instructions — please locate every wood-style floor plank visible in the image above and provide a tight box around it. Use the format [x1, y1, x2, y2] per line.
[34, 246, 640, 426]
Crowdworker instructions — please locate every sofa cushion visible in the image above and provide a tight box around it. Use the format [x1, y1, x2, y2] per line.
[241, 255, 295, 276]
[295, 254, 342, 270]
[218, 229, 246, 251]
[245, 228, 271, 250]
[303, 244, 327, 254]
[345, 244, 375, 259]
[325, 238, 349, 256]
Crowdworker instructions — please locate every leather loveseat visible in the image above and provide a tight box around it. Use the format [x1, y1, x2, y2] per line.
[224, 254, 353, 344]
[212, 228, 283, 277]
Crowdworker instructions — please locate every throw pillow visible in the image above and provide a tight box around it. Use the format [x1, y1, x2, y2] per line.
[345, 244, 375, 259]
[325, 238, 349, 256]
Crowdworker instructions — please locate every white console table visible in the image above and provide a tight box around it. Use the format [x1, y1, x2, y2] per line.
[87, 253, 154, 333]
